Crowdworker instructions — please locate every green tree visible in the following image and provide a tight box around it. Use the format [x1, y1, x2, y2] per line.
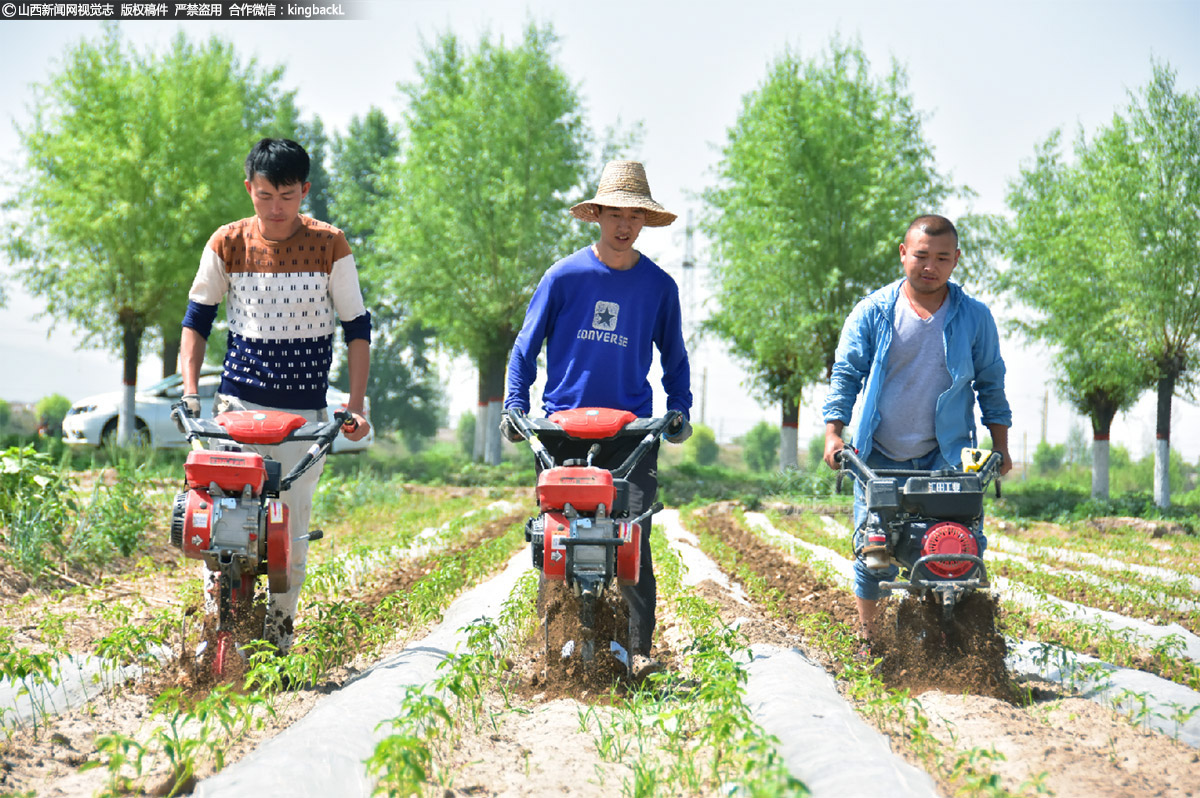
[326, 108, 444, 444]
[1002, 132, 1152, 499]
[456, 411, 477, 458]
[1093, 63, 1200, 508]
[740, 420, 779, 473]
[1032, 441, 1065, 476]
[1002, 63, 1199, 506]
[35, 393, 72, 436]
[379, 24, 593, 464]
[1064, 423, 1091, 467]
[0, 399, 11, 432]
[703, 39, 957, 468]
[684, 424, 720, 467]
[3, 27, 297, 444]
[297, 116, 332, 223]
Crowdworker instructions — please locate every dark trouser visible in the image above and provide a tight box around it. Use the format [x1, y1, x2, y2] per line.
[537, 436, 660, 656]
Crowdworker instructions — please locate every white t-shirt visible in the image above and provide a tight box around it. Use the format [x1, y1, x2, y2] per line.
[872, 297, 952, 461]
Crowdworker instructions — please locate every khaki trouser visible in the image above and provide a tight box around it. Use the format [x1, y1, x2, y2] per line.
[202, 393, 327, 653]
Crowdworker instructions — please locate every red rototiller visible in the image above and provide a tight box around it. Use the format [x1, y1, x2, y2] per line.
[168, 404, 352, 677]
[506, 407, 681, 665]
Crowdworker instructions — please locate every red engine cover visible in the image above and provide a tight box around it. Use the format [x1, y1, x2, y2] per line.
[921, 522, 979, 579]
[178, 489, 215, 560]
[616, 521, 642, 586]
[185, 450, 266, 495]
[548, 407, 638, 439]
[537, 466, 616, 512]
[216, 410, 307, 444]
[266, 500, 291, 593]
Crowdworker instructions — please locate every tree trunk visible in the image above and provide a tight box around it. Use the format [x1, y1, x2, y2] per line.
[779, 398, 799, 470]
[1154, 369, 1177, 509]
[1089, 402, 1118, 501]
[1091, 435, 1110, 500]
[475, 356, 507, 465]
[161, 332, 181, 378]
[473, 396, 486, 462]
[117, 321, 142, 445]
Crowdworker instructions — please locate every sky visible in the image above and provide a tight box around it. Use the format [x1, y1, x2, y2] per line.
[1, 0, 1199, 460]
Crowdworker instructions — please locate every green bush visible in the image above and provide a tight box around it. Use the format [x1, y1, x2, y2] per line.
[35, 393, 72, 436]
[807, 434, 827, 469]
[990, 479, 1088, 521]
[457, 412, 476, 458]
[740, 421, 778, 472]
[1032, 441, 1066, 475]
[0, 446, 77, 579]
[660, 461, 841, 507]
[70, 459, 154, 563]
[683, 423, 720, 466]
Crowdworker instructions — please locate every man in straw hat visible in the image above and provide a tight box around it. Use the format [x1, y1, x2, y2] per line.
[502, 160, 693, 678]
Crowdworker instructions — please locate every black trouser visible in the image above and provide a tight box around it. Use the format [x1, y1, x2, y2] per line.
[537, 436, 660, 656]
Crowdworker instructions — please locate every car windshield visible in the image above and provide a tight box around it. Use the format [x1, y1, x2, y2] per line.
[142, 373, 183, 393]
[141, 367, 222, 394]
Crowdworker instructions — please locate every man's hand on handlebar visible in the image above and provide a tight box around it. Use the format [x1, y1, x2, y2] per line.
[499, 411, 524, 443]
[341, 411, 371, 442]
[664, 413, 692, 444]
[823, 422, 846, 471]
[180, 394, 201, 418]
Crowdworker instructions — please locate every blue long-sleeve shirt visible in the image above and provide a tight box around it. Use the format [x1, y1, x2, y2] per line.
[505, 246, 692, 418]
[822, 278, 1011, 466]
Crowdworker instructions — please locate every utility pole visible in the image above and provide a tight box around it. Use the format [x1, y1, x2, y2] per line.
[679, 210, 706, 427]
[680, 210, 697, 347]
[1041, 388, 1049, 443]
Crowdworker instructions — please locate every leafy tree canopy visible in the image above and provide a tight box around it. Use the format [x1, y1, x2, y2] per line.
[703, 38, 959, 406]
[3, 25, 298, 373]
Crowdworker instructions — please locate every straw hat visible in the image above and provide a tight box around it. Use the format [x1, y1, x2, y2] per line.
[570, 161, 676, 227]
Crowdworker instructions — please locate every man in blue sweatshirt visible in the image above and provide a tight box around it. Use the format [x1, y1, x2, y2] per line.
[503, 160, 693, 676]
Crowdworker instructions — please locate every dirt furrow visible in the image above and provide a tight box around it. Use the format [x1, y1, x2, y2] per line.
[686, 504, 1200, 798]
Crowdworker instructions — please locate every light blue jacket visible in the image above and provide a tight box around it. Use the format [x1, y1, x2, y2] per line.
[821, 279, 1011, 467]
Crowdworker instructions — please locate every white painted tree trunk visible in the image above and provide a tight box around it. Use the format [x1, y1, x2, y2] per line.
[1091, 437, 1109, 500]
[473, 402, 486, 461]
[780, 425, 798, 471]
[1155, 438, 1170, 509]
[117, 383, 137, 445]
[483, 399, 502, 465]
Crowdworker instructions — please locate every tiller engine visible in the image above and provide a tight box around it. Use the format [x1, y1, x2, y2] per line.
[837, 446, 1004, 621]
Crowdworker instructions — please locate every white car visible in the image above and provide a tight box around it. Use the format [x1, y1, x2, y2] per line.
[62, 366, 373, 453]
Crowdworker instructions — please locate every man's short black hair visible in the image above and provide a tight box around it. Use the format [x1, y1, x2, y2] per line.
[244, 138, 309, 187]
[906, 214, 958, 245]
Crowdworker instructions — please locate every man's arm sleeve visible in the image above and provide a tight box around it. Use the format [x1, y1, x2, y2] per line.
[657, 283, 692, 416]
[822, 304, 873, 424]
[330, 246, 371, 343]
[182, 244, 229, 339]
[505, 277, 554, 413]
[182, 301, 219, 339]
[973, 307, 1012, 427]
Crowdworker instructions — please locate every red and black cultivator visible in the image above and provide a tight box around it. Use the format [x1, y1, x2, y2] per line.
[507, 407, 680, 669]
[169, 405, 351, 677]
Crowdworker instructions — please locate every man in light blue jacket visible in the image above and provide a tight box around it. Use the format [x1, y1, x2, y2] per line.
[821, 215, 1012, 642]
